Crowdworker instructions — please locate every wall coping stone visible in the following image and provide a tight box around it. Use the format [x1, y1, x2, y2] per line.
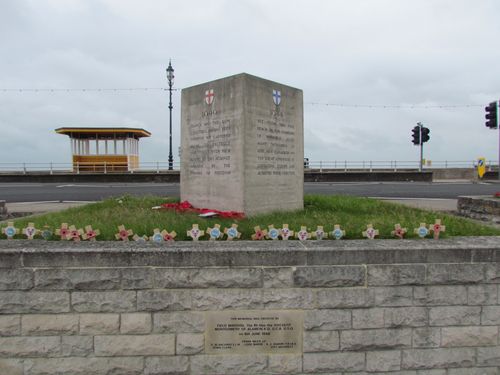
[0, 237, 499, 268]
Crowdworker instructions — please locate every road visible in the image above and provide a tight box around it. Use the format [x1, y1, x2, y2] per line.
[0, 181, 498, 203]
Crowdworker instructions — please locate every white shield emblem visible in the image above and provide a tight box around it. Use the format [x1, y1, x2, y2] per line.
[272, 89, 281, 106]
[205, 89, 214, 105]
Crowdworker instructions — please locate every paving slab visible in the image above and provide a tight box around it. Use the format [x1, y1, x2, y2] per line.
[375, 198, 457, 212]
[4, 201, 92, 217]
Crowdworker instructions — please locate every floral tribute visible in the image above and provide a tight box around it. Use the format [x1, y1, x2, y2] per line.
[133, 234, 149, 243]
[115, 225, 134, 241]
[0, 218, 450, 242]
[266, 225, 280, 240]
[296, 226, 311, 241]
[151, 229, 176, 243]
[162, 231, 177, 242]
[22, 223, 39, 240]
[82, 225, 100, 241]
[391, 224, 407, 239]
[224, 224, 241, 241]
[67, 225, 84, 242]
[160, 201, 245, 219]
[312, 226, 327, 240]
[251, 226, 267, 240]
[151, 229, 164, 243]
[430, 219, 446, 239]
[187, 224, 204, 241]
[55, 223, 70, 241]
[279, 224, 294, 240]
[414, 223, 430, 238]
[362, 224, 379, 240]
[331, 224, 345, 240]
[2, 222, 19, 240]
[41, 226, 53, 240]
[206, 224, 223, 241]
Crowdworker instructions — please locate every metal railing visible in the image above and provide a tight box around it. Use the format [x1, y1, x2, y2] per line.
[0, 160, 496, 174]
[302, 160, 498, 172]
[0, 161, 180, 175]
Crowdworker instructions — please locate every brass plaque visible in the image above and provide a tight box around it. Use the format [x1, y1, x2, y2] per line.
[205, 310, 303, 354]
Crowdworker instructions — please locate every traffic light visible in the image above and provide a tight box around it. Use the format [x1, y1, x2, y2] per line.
[411, 126, 420, 145]
[421, 127, 430, 143]
[485, 101, 498, 129]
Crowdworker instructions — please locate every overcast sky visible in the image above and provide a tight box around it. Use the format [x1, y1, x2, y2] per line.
[1, 0, 500, 167]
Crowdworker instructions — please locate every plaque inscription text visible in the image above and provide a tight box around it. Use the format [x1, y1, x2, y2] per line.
[205, 310, 303, 354]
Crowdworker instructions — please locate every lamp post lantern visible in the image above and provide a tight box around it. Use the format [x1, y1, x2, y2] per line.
[166, 60, 175, 170]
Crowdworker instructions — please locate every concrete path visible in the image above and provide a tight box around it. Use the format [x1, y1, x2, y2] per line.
[376, 198, 457, 212]
[4, 201, 92, 217]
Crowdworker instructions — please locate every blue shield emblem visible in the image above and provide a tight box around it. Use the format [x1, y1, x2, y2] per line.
[272, 89, 281, 106]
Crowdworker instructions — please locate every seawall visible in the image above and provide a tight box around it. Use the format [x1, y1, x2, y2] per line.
[0, 238, 499, 374]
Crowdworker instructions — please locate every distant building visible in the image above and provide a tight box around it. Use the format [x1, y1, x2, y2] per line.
[55, 127, 151, 172]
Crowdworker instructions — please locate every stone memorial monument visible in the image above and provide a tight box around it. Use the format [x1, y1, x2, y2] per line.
[181, 73, 303, 215]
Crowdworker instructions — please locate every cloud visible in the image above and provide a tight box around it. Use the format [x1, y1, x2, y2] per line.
[0, 0, 499, 166]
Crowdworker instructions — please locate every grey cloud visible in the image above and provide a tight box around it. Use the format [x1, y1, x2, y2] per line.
[0, 0, 499, 165]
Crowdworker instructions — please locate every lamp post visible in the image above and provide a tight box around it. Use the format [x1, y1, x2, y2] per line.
[166, 60, 175, 170]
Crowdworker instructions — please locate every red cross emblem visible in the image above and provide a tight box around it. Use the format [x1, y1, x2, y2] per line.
[205, 89, 214, 105]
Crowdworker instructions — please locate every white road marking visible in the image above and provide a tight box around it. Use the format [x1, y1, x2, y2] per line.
[56, 184, 110, 188]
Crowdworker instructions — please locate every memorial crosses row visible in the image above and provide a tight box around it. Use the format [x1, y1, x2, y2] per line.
[1, 220, 446, 241]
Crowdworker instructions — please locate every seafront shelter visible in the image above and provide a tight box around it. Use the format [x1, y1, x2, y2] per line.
[55, 127, 151, 172]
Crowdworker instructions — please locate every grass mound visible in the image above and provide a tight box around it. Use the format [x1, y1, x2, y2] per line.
[3, 195, 500, 241]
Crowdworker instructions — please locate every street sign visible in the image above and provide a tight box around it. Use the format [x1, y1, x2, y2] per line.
[477, 157, 486, 179]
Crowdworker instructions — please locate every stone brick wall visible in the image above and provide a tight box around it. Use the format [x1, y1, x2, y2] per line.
[0, 238, 499, 374]
[458, 196, 500, 225]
